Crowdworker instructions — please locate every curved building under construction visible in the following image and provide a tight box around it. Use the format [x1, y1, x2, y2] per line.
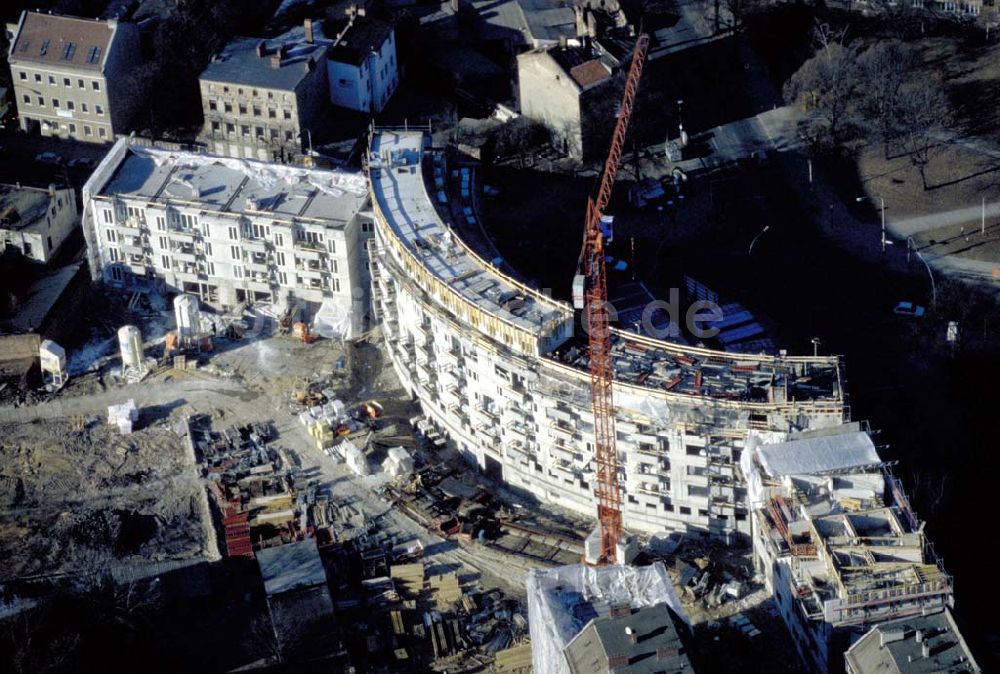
[367, 129, 848, 538]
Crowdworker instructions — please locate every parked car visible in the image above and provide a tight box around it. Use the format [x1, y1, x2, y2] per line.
[893, 301, 925, 317]
[68, 157, 96, 169]
[34, 151, 63, 165]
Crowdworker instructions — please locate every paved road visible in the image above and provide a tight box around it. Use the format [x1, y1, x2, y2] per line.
[888, 201, 1000, 237]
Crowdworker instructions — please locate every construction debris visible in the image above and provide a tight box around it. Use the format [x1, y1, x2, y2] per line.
[107, 399, 139, 435]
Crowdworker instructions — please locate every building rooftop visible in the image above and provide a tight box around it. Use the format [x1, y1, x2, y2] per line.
[9, 11, 116, 71]
[745, 427, 952, 624]
[95, 140, 367, 225]
[546, 45, 612, 89]
[201, 24, 327, 91]
[845, 608, 981, 674]
[327, 16, 392, 66]
[527, 563, 688, 674]
[468, 0, 576, 46]
[369, 130, 572, 340]
[256, 539, 327, 596]
[565, 603, 695, 674]
[0, 183, 59, 232]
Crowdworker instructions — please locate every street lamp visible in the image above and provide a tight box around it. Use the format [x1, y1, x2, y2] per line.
[748, 225, 770, 255]
[811, 337, 821, 357]
[914, 250, 937, 309]
[856, 195, 888, 252]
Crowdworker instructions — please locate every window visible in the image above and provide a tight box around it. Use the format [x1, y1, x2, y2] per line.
[241, 125, 250, 136]
[180, 214, 197, 229]
[269, 128, 278, 140]
[327, 239, 336, 254]
[18, 71, 26, 81]
[63, 77, 70, 87]
[361, 222, 372, 233]
[87, 46, 101, 63]
[239, 104, 247, 115]
[52, 98, 59, 109]
[84, 126, 92, 136]
[207, 262, 215, 275]
[233, 265, 243, 279]
[224, 102, 232, 113]
[282, 109, 291, 120]
[48, 75, 56, 85]
[253, 106, 261, 117]
[95, 104, 104, 115]
[155, 216, 166, 231]
[109, 247, 120, 262]
[22, 94, 30, 105]
[267, 91, 273, 99]
[332, 278, 341, 292]
[274, 233, 283, 247]
[34, 73, 41, 83]
[99, 128, 106, 138]
[161, 255, 170, 269]
[201, 222, 210, 237]
[66, 101, 74, 110]
[255, 126, 264, 138]
[251, 223, 268, 238]
[62, 42, 76, 60]
[204, 242, 212, 256]
[110, 266, 123, 282]
[211, 121, 220, 132]
[268, 108, 276, 118]
[285, 130, 293, 141]
[102, 209, 113, 224]
[228, 226, 238, 240]
[69, 123, 76, 133]
[81, 102, 88, 113]
[92, 81, 100, 91]
[208, 100, 217, 111]
[231, 245, 241, 260]
[275, 251, 285, 266]
[278, 271, 288, 285]
[225, 123, 235, 134]
[330, 259, 338, 273]
[158, 236, 168, 249]
[105, 229, 117, 242]
[680, 506, 692, 515]
[78, 79, 84, 89]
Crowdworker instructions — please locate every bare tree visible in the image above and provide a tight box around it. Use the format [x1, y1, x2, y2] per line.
[856, 41, 916, 158]
[783, 27, 860, 147]
[896, 77, 951, 190]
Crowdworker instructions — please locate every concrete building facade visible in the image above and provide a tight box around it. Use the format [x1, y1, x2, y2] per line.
[517, 43, 617, 160]
[198, 20, 331, 162]
[81, 139, 373, 338]
[367, 130, 848, 539]
[7, 10, 143, 142]
[326, 15, 399, 114]
[0, 183, 77, 263]
[742, 427, 954, 673]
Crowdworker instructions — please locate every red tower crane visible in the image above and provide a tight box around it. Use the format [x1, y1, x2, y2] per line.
[580, 33, 650, 565]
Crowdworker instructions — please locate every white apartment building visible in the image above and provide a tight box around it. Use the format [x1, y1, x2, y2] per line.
[7, 10, 144, 142]
[327, 15, 399, 114]
[0, 183, 77, 263]
[81, 138, 374, 338]
[367, 130, 848, 539]
[742, 426, 954, 673]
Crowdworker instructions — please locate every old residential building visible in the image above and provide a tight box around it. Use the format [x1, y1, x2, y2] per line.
[7, 10, 143, 142]
[844, 608, 981, 674]
[368, 130, 847, 540]
[0, 183, 77, 263]
[81, 138, 373, 338]
[517, 43, 616, 159]
[199, 20, 330, 162]
[326, 14, 399, 114]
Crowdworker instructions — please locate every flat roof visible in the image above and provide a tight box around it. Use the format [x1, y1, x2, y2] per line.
[97, 142, 367, 225]
[370, 131, 571, 337]
[256, 539, 327, 595]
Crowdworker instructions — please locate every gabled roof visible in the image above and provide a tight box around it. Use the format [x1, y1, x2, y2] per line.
[201, 26, 328, 92]
[564, 604, 695, 674]
[9, 11, 116, 71]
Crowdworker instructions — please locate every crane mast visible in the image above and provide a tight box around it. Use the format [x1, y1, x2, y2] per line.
[583, 33, 649, 565]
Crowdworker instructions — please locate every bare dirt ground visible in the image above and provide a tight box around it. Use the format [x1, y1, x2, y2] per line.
[0, 416, 215, 581]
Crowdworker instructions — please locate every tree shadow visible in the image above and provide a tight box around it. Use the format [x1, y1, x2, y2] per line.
[927, 162, 1000, 191]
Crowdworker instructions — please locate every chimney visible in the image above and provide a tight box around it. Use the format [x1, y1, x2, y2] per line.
[625, 626, 637, 644]
[270, 53, 281, 68]
[347, 3, 357, 18]
[915, 630, 924, 643]
[921, 642, 931, 659]
[256, 40, 267, 57]
[304, 18, 314, 44]
[47, 184, 56, 198]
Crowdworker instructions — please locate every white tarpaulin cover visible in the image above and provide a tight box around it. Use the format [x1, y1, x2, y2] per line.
[526, 562, 687, 674]
[312, 300, 352, 340]
[757, 431, 879, 478]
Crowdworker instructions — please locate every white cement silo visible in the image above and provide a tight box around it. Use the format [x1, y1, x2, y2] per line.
[118, 325, 144, 370]
[174, 294, 201, 346]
